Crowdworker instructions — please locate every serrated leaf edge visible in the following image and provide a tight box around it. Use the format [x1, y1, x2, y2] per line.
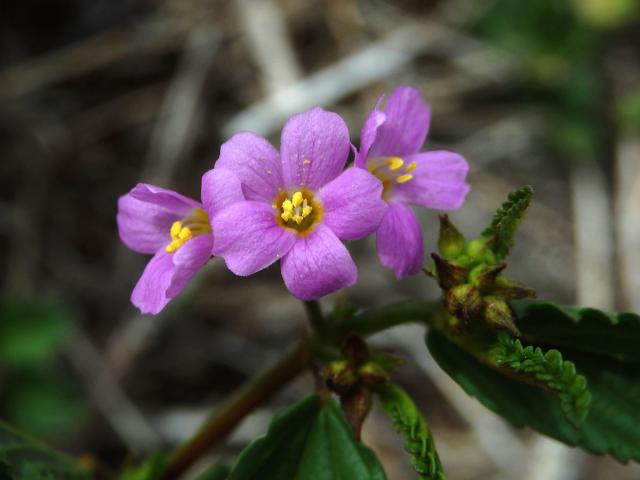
[481, 185, 533, 260]
[489, 335, 592, 426]
[511, 299, 640, 362]
[377, 384, 445, 480]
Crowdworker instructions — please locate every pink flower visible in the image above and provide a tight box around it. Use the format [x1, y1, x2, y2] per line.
[117, 183, 219, 314]
[355, 87, 470, 279]
[206, 107, 387, 300]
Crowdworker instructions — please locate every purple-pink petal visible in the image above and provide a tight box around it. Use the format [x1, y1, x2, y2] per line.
[129, 183, 201, 210]
[280, 107, 350, 190]
[130, 234, 212, 314]
[369, 86, 431, 158]
[280, 224, 357, 300]
[211, 200, 297, 276]
[393, 150, 470, 210]
[355, 99, 386, 168]
[201, 168, 245, 221]
[167, 234, 214, 297]
[117, 183, 199, 254]
[376, 202, 424, 279]
[215, 132, 283, 202]
[318, 167, 387, 241]
[131, 249, 176, 314]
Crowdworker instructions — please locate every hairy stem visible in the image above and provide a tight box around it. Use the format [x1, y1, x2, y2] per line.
[162, 340, 311, 479]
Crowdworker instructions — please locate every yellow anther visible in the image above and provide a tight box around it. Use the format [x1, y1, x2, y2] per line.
[178, 227, 192, 241]
[396, 174, 413, 184]
[405, 161, 417, 172]
[291, 191, 304, 208]
[277, 191, 320, 231]
[170, 221, 183, 238]
[165, 209, 211, 253]
[386, 156, 404, 171]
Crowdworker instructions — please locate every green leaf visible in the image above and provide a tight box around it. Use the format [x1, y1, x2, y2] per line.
[195, 463, 230, 480]
[0, 299, 72, 367]
[228, 395, 387, 480]
[119, 453, 166, 480]
[377, 384, 445, 480]
[511, 299, 640, 363]
[489, 335, 591, 426]
[427, 330, 640, 463]
[0, 420, 91, 479]
[481, 186, 533, 260]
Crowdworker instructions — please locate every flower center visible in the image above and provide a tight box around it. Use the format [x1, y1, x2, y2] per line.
[165, 208, 211, 253]
[274, 189, 323, 234]
[368, 156, 416, 200]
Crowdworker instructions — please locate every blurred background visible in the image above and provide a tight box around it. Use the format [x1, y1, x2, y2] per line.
[1, 0, 640, 478]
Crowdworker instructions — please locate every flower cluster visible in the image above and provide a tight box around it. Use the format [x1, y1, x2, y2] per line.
[117, 87, 470, 314]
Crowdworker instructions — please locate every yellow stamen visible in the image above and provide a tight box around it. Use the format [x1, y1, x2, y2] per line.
[386, 156, 404, 171]
[165, 209, 211, 253]
[292, 191, 303, 208]
[178, 227, 192, 241]
[396, 174, 413, 184]
[276, 190, 319, 232]
[170, 221, 183, 238]
[405, 161, 417, 172]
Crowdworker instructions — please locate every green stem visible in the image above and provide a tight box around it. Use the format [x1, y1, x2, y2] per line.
[162, 299, 443, 478]
[304, 300, 326, 336]
[339, 300, 443, 337]
[162, 340, 311, 479]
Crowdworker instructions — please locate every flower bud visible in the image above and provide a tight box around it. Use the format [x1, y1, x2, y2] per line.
[444, 284, 484, 322]
[471, 263, 507, 292]
[494, 277, 537, 300]
[483, 296, 520, 336]
[324, 360, 357, 395]
[466, 238, 491, 262]
[438, 214, 465, 259]
[358, 361, 390, 386]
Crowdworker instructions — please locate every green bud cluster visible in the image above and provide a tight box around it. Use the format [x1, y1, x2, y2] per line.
[427, 213, 536, 336]
[323, 336, 393, 394]
[321, 335, 401, 437]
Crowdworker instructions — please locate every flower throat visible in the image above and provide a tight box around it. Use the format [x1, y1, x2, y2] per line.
[274, 190, 323, 234]
[166, 208, 211, 253]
